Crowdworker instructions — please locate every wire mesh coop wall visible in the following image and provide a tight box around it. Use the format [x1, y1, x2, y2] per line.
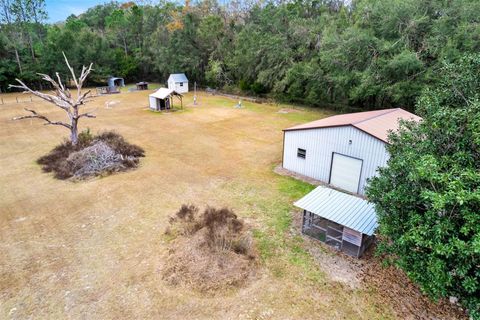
[302, 210, 374, 258]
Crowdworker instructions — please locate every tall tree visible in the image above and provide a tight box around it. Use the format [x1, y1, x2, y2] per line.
[0, 0, 22, 72]
[11, 0, 47, 60]
[106, 8, 130, 56]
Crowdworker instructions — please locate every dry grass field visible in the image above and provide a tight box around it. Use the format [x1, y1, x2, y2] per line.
[0, 88, 413, 319]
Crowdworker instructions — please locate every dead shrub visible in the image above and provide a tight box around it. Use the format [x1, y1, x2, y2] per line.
[96, 131, 144, 158]
[202, 206, 245, 252]
[162, 205, 258, 292]
[37, 141, 87, 179]
[66, 141, 124, 177]
[176, 204, 199, 222]
[36, 130, 144, 179]
[170, 204, 202, 235]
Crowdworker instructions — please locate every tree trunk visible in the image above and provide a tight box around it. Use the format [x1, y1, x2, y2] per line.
[15, 47, 22, 73]
[28, 33, 35, 61]
[123, 35, 128, 57]
[70, 118, 78, 145]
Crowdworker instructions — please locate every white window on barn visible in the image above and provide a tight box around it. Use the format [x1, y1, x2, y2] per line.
[297, 148, 306, 159]
[179, 82, 183, 87]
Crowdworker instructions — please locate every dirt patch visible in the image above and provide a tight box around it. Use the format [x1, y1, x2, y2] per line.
[304, 241, 362, 289]
[290, 209, 362, 288]
[275, 165, 366, 198]
[162, 205, 258, 293]
[274, 165, 324, 186]
[37, 131, 144, 179]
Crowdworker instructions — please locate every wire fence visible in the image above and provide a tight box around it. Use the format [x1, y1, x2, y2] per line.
[0, 95, 44, 105]
[0, 87, 271, 105]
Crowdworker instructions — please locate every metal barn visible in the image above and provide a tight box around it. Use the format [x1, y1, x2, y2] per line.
[285, 108, 421, 257]
[282, 108, 421, 196]
[167, 73, 189, 93]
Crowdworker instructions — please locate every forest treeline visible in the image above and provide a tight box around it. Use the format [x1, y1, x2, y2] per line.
[1, 0, 479, 110]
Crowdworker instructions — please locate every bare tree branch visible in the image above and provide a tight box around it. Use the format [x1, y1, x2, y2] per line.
[13, 108, 72, 129]
[9, 79, 71, 111]
[63, 51, 79, 89]
[77, 64, 93, 104]
[78, 112, 96, 119]
[77, 89, 92, 105]
[55, 72, 66, 92]
[36, 73, 73, 107]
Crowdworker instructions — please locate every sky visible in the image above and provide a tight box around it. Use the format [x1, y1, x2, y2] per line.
[45, 0, 107, 23]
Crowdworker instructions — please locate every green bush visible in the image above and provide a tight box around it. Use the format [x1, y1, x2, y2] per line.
[366, 55, 480, 319]
[250, 82, 267, 94]
[239, 79, 251, 92]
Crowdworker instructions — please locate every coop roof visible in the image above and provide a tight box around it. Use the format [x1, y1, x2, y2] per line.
[149, 88, 181, 99]
[168, 73, 188, 83]
[284, 108, 421, 143]
[294, 186, 378, 236]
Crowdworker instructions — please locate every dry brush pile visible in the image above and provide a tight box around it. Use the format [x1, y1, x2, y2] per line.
[37, 131, 145, 179]
[163, 205, 258, 293]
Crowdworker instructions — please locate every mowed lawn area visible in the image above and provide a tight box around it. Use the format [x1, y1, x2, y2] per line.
[0, 89, 394, 319]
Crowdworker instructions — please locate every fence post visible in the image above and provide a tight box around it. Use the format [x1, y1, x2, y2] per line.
[16, 97, 18, 103]
[30, 96, 33, 102]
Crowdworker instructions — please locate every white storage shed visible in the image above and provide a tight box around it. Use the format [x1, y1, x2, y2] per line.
[168, 73, 189, 93]
[149, 88, 183, 111]
[282, 108, 420, 196]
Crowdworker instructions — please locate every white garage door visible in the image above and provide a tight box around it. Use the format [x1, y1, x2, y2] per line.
[329, 153, 363, 193]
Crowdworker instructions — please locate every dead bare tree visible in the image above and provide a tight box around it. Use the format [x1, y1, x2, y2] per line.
[10, 53, 95, 145]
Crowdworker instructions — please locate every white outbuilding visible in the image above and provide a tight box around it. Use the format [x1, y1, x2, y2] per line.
[167, 73, 189, 93]
[284, 108, 421, 257]
[149, 88, 183, 111]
